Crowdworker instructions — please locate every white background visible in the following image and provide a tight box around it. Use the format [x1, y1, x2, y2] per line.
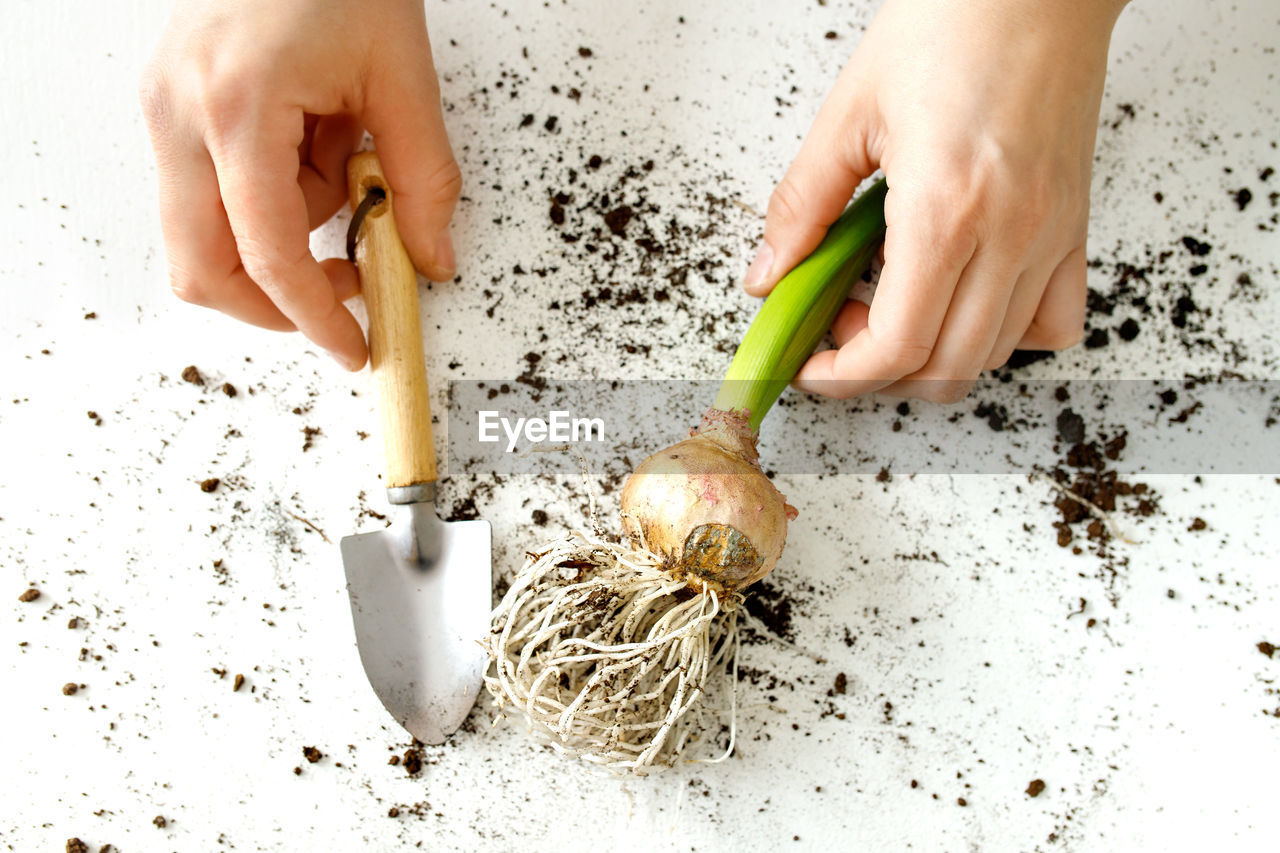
[2, 0, 1278, 851]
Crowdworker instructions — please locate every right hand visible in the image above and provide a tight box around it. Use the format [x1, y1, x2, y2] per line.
[139, 0, 461, 371]
[743, 0, 1126, 403]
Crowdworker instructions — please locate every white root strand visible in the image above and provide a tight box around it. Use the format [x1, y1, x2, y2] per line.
[484, 529, 741, 774]
[1038, 473, 1139, 545]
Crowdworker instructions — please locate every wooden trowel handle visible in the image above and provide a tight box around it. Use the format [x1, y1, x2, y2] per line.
[347, 151, 437, 490]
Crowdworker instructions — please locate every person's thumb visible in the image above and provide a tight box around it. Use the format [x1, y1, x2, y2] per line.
[363, 35, 461, 282]
[743, 84, 877, 297]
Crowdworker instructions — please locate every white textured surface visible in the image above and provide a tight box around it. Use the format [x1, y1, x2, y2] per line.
[2, 1, 1279, 851]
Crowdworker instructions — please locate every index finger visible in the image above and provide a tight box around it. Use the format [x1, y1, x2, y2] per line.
[793, 188, 975, 398]
[209, 110, 368, 370]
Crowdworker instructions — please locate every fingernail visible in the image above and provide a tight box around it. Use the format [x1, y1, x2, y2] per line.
[742, 241, 774, 294]
[432, 231, 457, 280]
[329, 348, 363, 372]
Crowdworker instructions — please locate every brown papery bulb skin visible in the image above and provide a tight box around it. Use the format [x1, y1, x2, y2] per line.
[620, 408, 797, 595]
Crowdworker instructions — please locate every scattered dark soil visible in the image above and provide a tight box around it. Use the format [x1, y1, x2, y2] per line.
[303, 746, 323, 763]
[833, 672, 847, 695]
[531, 509, 548, 526]
[233, 673, 245, 692]
[1046, 419, 1160, 604]
[1005, 350, 1056, 369]
[302, 426, 321, 452]
[62, 683, 79, 696]
[200, 478, 220, 493]
[65, 839, 88, 853]
[603, 204, 634, 237]
[221, 382, 237, 397]
[152, 815, 167, 829]
[1259, 641, 1276, 659]
[974, 401, 1013, 432]
[401, 747, 423, 776]
[742, 578, 795, 642]
[1027, 779, 1046, 798]
[1056, 409, 1085, 445]
[18, 587, 40, 602]
[180, 365, 203, 385]
[446, 497, 481, 522]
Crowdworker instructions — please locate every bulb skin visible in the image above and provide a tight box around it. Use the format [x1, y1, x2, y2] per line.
[620, 409, 795, 593]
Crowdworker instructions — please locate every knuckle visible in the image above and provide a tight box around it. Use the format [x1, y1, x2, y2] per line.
[199, 87, 247, 138]
[935, 218, 979, 260]
[194, 66, 264, 139]
[879, 337, 934, 376]
[238, 244, 296, 285]
[137, 66, 171, 128]
[239, 246, 331, 317]
[768, 175, 806, 229]
[420, 157, 464, 203]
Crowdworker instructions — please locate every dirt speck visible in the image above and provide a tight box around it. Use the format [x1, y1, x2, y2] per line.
[1056, 409, 1085, 444]
[1026, 778, 1046, 797]
[603, 204, 634, 237]
[742, 578, 795, 642]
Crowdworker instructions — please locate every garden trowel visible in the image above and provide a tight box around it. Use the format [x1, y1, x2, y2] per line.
[339, 151, 491, 744]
